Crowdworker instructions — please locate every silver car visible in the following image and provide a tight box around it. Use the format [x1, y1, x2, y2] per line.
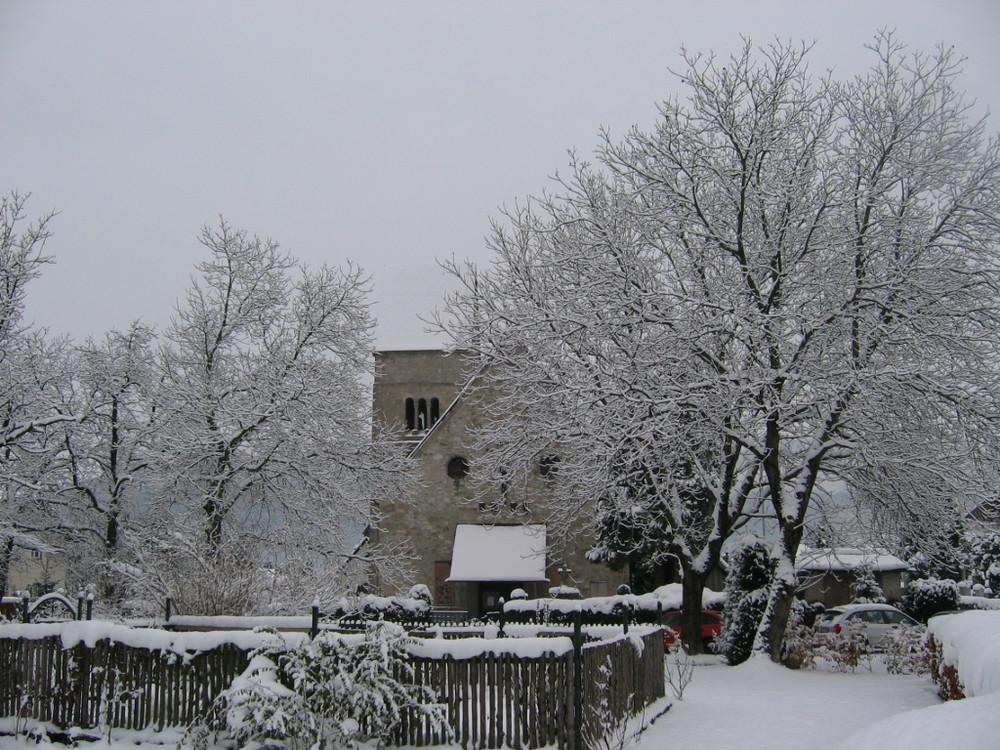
[816, 603, 921, 648]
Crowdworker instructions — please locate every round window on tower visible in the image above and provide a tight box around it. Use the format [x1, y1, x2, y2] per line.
[447, 456, 470, 480]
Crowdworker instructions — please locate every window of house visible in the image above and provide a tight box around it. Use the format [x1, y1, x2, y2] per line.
[405, 398, 415, 430]
[431, 397, 440, 424]
[418, 398, 428, 430]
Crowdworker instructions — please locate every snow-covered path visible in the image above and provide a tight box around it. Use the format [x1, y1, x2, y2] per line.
[637, 657, 941, 750]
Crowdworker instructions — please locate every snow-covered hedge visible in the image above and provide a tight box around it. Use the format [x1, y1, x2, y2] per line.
[926, 610, 1000, 699]
[327, 593, 431, 620]
[959, 594, 1000, 610]
[902, 578, 960, 622]
[502, 583, 725, 624]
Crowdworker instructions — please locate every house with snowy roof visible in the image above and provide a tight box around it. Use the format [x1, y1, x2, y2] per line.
[370, 349, 626, 618]
[796, 546, 909, 607]
[2, 542, 67, 598]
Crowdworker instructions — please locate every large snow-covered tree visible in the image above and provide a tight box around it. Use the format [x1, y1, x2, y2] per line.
[131, 220, 414, 614]
[42, 323, 156, 603]
[0, 192, 74, 594]
[439, 35, 1000, 659]
[438, 192, 760, 653]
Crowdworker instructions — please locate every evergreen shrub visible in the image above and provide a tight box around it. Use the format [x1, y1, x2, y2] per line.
[902, 578, 960, 623]
[719, 541, 777, 665]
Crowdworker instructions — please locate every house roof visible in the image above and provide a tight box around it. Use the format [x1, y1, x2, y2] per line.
[796, 547, 909, 573]
[446, 524, 549, 582]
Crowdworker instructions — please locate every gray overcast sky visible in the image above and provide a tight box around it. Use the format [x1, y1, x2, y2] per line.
[2, 0, 998, 348]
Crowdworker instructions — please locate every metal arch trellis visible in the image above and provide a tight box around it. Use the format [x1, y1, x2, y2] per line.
[22, 592, 81, 622]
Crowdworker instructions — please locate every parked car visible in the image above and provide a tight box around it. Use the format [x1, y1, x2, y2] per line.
[815, 603, 921, 648]
[662, 609, 723, 650]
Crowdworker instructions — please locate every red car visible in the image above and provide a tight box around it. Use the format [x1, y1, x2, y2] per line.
[661, 609, 723, 650]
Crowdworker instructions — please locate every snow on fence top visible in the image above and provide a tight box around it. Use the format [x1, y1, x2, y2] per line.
[0, 620, 660, 661]
[0, 620, 305, 656]
[927, 610, 1000, 697]
[504, 582, 725, 615]
[163, 615, 314, 630]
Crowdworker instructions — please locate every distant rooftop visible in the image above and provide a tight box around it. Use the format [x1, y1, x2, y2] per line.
[371, 262, 462, 351]
[796, 546, 909, 573]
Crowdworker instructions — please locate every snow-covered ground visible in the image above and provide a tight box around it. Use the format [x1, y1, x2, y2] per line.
[638, 656, 944, 750]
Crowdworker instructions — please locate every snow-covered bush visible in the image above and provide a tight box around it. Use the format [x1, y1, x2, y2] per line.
[850, 565, 886, 604]
[881, 625, 932, 676]
[116, 531, 271, 617]
[503, 582, 725, 625]
[329, 593, 431, 622]
[822, 618, 871, 673]
[719, 542, 776, 665]
[781, 600, 823, 669]
[664, 640, 695, 699]
[186, 622, 447, 750]
[584, 655, 631, 750]
[970, 533, 1000, 595]
[902, 578, 960, 623]
[407, 584, 432, 608]
[549, 585, 582, 599]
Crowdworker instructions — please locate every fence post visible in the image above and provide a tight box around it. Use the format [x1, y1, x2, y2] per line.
[311, 599, 320, 639]
[573, 609, 583, 750]
[498, 597, 506, 637]
[165, 597, 172, 623]
[86, 594, 94, 620]
[77, 591, 85, 620]
[656, 600, 663, 625]
[21, 592, 30, 623]
[617, 583, 631, 635]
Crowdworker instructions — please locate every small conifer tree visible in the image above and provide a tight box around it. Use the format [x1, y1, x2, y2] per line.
[849, 565, 886, 603]
[719, 541, 777, 665]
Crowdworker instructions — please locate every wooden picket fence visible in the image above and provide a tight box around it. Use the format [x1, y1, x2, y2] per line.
[0, 637, 248, 731]
[0, 628, 664, 749]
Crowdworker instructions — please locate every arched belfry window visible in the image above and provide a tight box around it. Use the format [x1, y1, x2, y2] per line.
[406, 396, 442, 432]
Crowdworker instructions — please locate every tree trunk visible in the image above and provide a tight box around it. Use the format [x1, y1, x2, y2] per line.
[0, 536, 12, 596]
[761, 524, 806, 662]
[680, 561, 710, 655]
[765, 579, 796, 662]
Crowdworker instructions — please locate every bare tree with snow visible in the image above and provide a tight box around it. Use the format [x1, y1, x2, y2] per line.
[438, 35, 1000, 659]
[41, 323, 156, 603]
[0, 192, 73, 594]
[131, 220, 414, 614]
